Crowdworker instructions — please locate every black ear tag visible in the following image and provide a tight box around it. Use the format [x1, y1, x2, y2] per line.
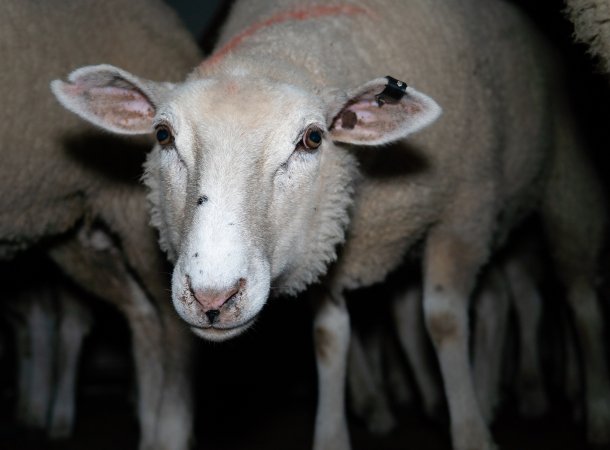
[375, 76, 408, 107]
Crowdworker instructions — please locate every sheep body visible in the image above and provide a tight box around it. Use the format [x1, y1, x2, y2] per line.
[192, 0, 551, 292]
[52, 1, 610, 449]
[1, 1, 201, 448]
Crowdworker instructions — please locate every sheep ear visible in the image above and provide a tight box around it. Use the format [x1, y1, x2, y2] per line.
[328, 76, 441, 145]
[51, 64, 172, 135]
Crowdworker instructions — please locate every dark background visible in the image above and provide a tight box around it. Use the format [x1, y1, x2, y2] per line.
[2, 1, 610, 449]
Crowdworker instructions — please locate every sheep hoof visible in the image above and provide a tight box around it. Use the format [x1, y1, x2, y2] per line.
[313, 424, 351, 450]
[452, 420, 496, 450]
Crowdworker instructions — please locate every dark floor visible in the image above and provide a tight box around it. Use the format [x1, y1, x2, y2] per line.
[0, 398, 592, 450]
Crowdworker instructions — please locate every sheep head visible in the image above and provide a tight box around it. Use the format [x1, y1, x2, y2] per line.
[51, 65, 441, 341]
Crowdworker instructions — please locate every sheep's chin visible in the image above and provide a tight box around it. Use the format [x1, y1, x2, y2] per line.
[190, 321, 254, 342]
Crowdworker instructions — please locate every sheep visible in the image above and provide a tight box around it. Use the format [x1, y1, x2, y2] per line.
[52, 0, 610, 449]
[1, 0, 201, 448]
[564, 0, 610, 73]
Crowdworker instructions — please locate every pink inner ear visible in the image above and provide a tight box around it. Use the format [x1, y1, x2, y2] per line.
[333, 98, 380, 131]
[61, 81, 155, 130]
[329, 79, 439, 145]
[330, 85, 431, 144]
[88, 86, 155, 117]
[333, 93, 423, 132]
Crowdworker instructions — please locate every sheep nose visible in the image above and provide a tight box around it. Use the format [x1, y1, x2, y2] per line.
[189, 279, 245, 320]
[193, 285, 239, 311]
[205, 309, 220, 323]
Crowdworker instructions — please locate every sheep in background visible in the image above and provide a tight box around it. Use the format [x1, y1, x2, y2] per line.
[348, 232, 548, 435]
[564, 0, 610, 73]
[3, 274, 93, 438]
[1, 0, 200, 448]
[4, 278, 64, 434]
[351, 226, 599, 440]
[52, 0, 610, 449]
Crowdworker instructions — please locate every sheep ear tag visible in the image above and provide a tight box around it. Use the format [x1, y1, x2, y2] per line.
[329, 76, 442, 146]
[375, 76, 408, 106]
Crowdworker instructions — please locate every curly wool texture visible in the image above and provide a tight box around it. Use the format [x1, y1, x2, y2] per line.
[565, 0, 610, 73]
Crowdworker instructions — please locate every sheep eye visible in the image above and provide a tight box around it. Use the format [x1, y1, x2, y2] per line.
[155, 125, 173, 146]
[302, 126, 323, 150]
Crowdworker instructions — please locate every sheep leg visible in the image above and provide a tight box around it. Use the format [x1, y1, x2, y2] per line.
[5, 289, 57, 430]
[383, 330, 414, 408]
[360, 326, 398, 433]
[502, 253, 548, 418]
[48, 228, 192, 450]
[121, 284, 167, 450]
[27, 292, 57, 431]
[542, 107, 610, 445]
[563, 313, 583, 421]
[153, 314, 194, 450]
[48, 287, 93, 439]
[347, 328, 396, 435]
[546, 254, 610, 435]
[422, 226, 495, 450]
[391, 283, 442, 419]
[4, 305, 35, 427]
[102, 272, 191, 450]
[346, 331, 376, 424]
[312, 288, 351, 450]
[88, 272, 167, 450]
[472, 267, 510, 425]
[562, 279, 610, 444]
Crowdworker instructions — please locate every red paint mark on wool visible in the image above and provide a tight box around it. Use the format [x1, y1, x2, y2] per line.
[200, 4, 374, 68]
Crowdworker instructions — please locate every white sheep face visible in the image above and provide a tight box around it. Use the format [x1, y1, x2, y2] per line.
[147, 78, 334, 340]
[51, 65, 441, 341]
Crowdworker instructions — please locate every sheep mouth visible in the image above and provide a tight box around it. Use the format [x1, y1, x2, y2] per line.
[189, 316, 257, 341]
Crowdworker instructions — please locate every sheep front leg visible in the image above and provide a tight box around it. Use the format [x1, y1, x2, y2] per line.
[5, 290, 57, 430]
[384, 331, 414, 407]
[4, 303, 36, 427]
[48, 287, 93, 439]
[391, 283, 442, 419]
[119, 277, 166, 450]
[564, 279, 610, 445]
[502, 253, 547, 418]
[312, 288, 351, 450]
[347, 328, 396, 435]
[472, 267, 510, 424]
[154, 315, 194, 450]
[422, 228, 495, 450]
[47, 230, 187, 450]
